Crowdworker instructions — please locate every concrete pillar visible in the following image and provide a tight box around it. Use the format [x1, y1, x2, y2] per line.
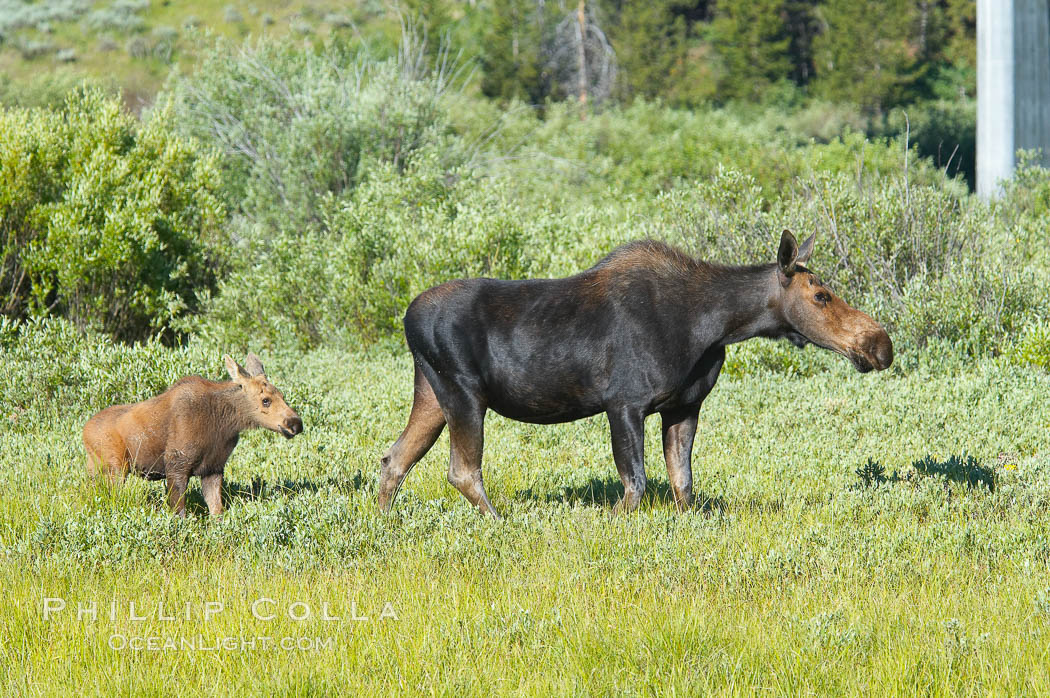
[977, 0, 1014, 198]
[977, 0, 1050, 198]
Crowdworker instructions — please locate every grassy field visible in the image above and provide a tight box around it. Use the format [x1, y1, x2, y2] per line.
[3, 338, 1050, 695]
[0, 0, 374, 105]
[0, 11, 1045, 694]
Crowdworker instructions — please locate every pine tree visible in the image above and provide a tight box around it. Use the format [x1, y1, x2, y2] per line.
[604, 1, 689, 100]
[709, 0, 796, 101]
[812, 0, 924, 112]
[479, 0, 556, 104]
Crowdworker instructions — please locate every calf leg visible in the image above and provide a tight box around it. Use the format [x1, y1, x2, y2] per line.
[85, 452, 103, 479]
[201, 473, 224, 518]
[608, 406, 647, 514]
[88, 444, 128, 485]
[378, 365, 447, 511]
[661, 406, 699, 512]
[166, 472, 189, 517]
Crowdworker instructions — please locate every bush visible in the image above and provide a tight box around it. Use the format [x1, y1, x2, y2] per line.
[15, 38, 56, 59]
[1002, 153, 1050, 220]
[0, 316, 216, 419]
[455, 99, 955, 207]
[125, 36, 148, 59]
[325, 13, 352, 29]
[188, 159, 546, 349]
[650, 166, 1042, 356]
[1005, 320, 1050, 372]
[189, 144, 1046, 360]
[884, 99, 976, 189]
[85, 0, 148, 33]
[0, 0, 90, 36]
[165, 37, 1042, 365]
[0, 69, 108, 108]
[165, 36, 467, 234]
[150, 26, 178, 62]
[0, 89, 226, 341]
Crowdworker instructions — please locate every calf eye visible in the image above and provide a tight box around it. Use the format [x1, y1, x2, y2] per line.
[815, 292, 830, 305]
[262, 398, 272, 408]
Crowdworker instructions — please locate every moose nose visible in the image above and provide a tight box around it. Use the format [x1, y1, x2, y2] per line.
[868, 333, 893, 371]
[286, 416, 303, 435]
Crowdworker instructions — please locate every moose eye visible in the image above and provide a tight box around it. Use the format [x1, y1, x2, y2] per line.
[815, 292, 830, 305]
[262, 398, 272, 408]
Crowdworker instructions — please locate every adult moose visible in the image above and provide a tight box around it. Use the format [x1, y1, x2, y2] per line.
[379, 231, 892, 518]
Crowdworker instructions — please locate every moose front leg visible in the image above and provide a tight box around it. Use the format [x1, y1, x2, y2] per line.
[165, 472, 190, 517]
[608, 406, 647, 514]
[661, 406, 700, 512]
[163, 446, 197, 518]
[201, 473, 224, 518]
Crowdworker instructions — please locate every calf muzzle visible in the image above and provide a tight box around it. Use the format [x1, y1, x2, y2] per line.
[280, 416, 304, 439]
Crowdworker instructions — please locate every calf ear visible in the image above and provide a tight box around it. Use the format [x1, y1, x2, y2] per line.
[224, 355, 249, 382]
[244, 353, 266, 378]
[777, 229, 799, 276]
[796, 233, 816, 265]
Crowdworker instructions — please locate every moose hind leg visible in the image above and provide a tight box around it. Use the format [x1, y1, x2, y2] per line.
[378, 365, 447, 511]
[85, 451, 102, 479]
[89, 441, 129, 486]
[443, 392, 499, 519]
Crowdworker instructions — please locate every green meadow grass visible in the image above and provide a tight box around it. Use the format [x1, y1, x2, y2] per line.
[2, 343, 1050, 695]
[0, 1, 366, 102]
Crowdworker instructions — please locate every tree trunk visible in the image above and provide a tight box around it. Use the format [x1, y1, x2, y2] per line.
[576, 0, 588, 113]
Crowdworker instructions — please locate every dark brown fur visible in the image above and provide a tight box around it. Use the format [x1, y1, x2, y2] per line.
[379, 232, 893, 518]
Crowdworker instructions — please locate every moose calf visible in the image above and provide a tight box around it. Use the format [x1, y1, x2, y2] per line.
[83, 353, 303, 517]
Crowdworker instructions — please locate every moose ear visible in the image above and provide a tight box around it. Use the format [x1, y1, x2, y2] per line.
[244, 352, 266, 378]
[777, 229, 799, 276]
[796, 232, 816, 265]
[224, 355, 249, 382]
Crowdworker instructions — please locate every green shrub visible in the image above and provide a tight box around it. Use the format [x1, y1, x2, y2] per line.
[0, 68, 109, 108]
[14, 37, 56, 59]
[0, 316, 217, 421]
[652, 165, 1042, 357]
[125, 35, 148, 58]
[165, 37, 467, 234]
[883, 99, 976, 189]
[86, 0, 148, 33]
[894, 264, 1046, 357]
[455, 99, 955, 207]
[1005, 320, 1050, 372]
[1002, 153, 1050, 219]
[189, 144, 1045, 362]
[0, 88, 225, 341]
[189, 158, 548, 349]
[0, 0, 90, 36]
[161, 38, 1043, 366]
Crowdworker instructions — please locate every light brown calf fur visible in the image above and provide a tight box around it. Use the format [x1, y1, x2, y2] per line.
[82, 353, 303, 517]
